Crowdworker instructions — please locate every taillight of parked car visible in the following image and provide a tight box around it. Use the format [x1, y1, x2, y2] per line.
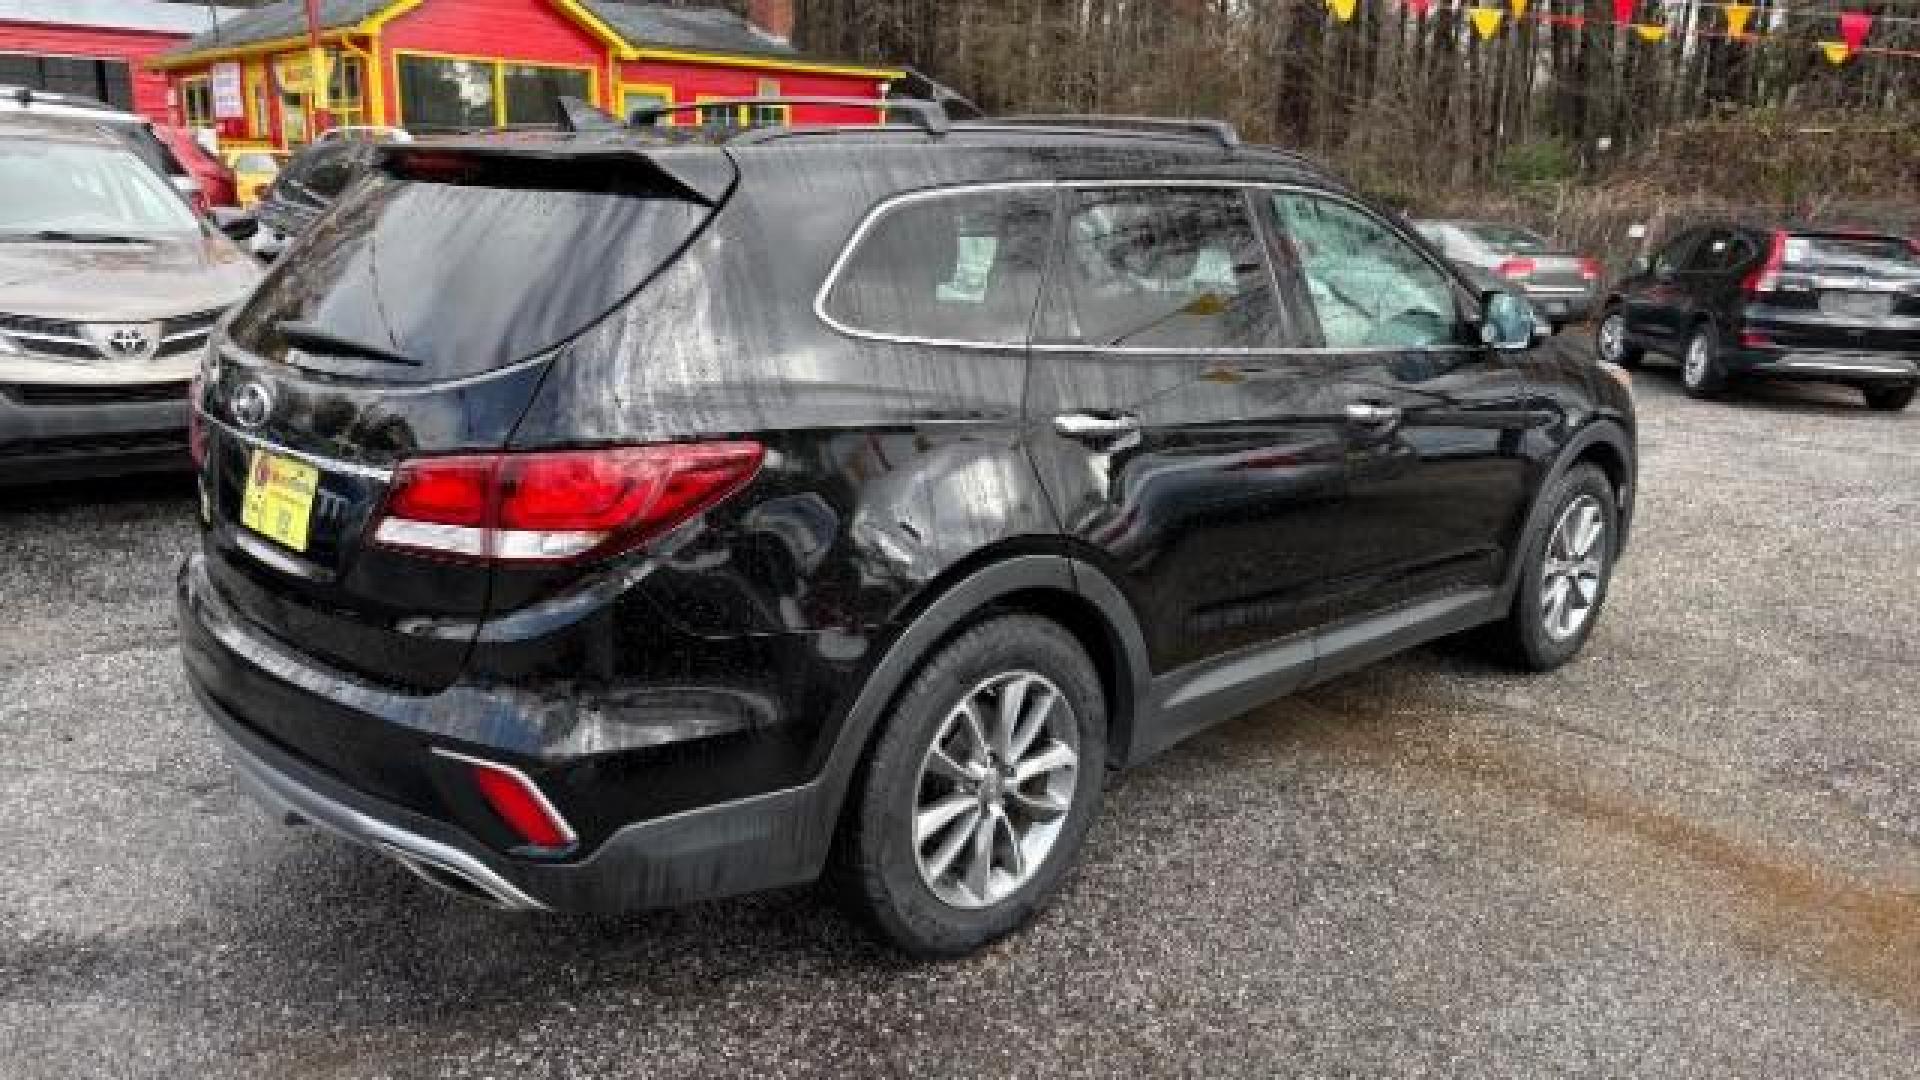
[1578, 257, 1602, 281]
[371, 442, 765, 563]
[437, 750, 576, 850]
[1742, 230, 1787, 295]
[1497, 258, 1536, 280]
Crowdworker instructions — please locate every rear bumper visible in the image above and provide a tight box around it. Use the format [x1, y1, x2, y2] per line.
[1720, 349, 1919, 385]
[178, 551, 841, 913]
[1522, 288, 1600, 324]
[0, 391, 189, 485]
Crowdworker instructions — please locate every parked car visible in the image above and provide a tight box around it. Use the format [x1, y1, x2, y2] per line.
[1414, 219, 1602, 330]
[223, 148, 285, 208]
[1598, 224, 1920, 409]
[0, 116, 260, 483]
[154, 124, 236, 209]
[180, 107, 1636, 957]
[0, 85, 207, 213]
[249, 137, 379, 259]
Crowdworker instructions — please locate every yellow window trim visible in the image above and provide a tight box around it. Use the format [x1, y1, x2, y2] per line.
[619, 82, 677, 126]
[627, 47, 900, 80]
[692, 93, 790, 129]
[389, 49, 600, 129]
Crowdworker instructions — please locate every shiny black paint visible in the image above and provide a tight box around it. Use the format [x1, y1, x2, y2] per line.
[181, 128, 1637, 912]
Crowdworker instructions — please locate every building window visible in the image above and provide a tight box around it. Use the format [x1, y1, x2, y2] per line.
[502, 64, 590, 126]
[697, 101, 739, 130]
[621, 87, 673, 126]
[182, 77, 214, 127]
[328, 55, 364, 113]
[0, 54, 134, 111]
[396, 55, 591, 131]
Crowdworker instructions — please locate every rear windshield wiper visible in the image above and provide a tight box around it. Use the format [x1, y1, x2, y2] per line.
[277, 320, 420, 366]
[0, 230, 150, 244]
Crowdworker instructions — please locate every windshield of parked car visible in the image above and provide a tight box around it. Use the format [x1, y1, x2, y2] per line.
[1464, 223, 1551, 252]
[0, 136, 201, 238]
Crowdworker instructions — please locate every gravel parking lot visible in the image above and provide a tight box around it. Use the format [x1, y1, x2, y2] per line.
[2, 368, 1916, 1078]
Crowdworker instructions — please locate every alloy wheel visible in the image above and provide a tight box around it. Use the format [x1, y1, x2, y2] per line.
[1598, 314, 1626, 363]
[913, 670, 1080, 910]
[1540, 494, 1607, 642]
[1684, 333, 1711, 387]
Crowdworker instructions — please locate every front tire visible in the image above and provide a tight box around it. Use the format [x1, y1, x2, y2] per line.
[1596, 307, 1643, 367]
[837, 614, 1107, 958]
[1863, 385, 1915, 411]
[1485, 463, 1619, 672]
[1681, 325, 1728, 399]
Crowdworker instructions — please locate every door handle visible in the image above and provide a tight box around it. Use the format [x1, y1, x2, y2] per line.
[1344, 402, 1402, 427]
[1053, 412, 1141, 439]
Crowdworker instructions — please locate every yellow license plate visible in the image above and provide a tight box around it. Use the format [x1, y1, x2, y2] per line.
[241, 449, 319, 552]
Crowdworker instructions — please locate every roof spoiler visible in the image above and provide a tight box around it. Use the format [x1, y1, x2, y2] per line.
[377, 143, 736, 207]
[554, 95, 621, 133]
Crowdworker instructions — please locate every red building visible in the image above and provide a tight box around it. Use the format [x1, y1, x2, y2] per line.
[150, 0, 901, 151]
[0, 0, 239, 122]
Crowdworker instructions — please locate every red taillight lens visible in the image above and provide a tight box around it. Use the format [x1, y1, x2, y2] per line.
[1742, 230, 1787, 295]
[1740, 330, 1774, 347]
[465, 759, 575, 849]
[1497, 258, 1536, 279]
[372, 442, 764, 563]
[187, 372, 206, 467]
[1578, 257, 1602, 281]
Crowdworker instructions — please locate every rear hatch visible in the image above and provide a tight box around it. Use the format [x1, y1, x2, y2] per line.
[198, 139, 736, 692]
[1748, 231, 1920, 353]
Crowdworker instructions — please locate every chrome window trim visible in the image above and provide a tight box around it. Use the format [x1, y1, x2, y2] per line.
[202, 412, 393, 481]
[813, 178, 1479, 357]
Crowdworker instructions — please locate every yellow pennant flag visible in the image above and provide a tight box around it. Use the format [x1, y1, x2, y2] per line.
[1820, 40, 1851, 64]
[1327, 0, 1358, 22]
[1634, 23, 1667, 42]
[1723, 3, 1753, 38]
[1470, 6, 1505, 38]
[1509, 0, 1528, 19]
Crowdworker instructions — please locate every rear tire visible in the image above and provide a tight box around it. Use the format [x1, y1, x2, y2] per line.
[836, 614, 1106, 958]
[1681, 325, 1728, 399]
[1596, 307, 1642, 367]
[1863, 385, 1915, 411]
[1483, 463, 1619, 672]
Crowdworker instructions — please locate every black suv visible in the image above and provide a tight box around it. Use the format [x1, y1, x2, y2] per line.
[180, 105, 1636, 956]
[1598, 224, 1920, 408]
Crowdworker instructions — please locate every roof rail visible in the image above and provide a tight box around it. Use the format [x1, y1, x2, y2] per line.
[985, 114, 1240, 150]
[628, 96, 950, 140]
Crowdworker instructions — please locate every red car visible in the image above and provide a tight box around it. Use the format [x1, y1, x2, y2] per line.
[153, 125, 235, 210]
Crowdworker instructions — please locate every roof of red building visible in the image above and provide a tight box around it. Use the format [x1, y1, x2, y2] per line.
[0, 0, 243, 35]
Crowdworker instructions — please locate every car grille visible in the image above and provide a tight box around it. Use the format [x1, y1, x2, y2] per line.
[0, 309, 225, 360]
[3, 380, 190, 406]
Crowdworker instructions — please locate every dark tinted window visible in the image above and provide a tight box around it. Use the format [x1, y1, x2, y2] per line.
[1464, 223, 1550, 252]
[1685, 229, 1738, 272]
[502, 65, 591, 126]
[824, 188, 1053, 345]
[228, 163, 717, 381]
[281, 143, 368, 202]
[0, 55, 133, 111]
[1651, 232, 1698, 276]
[1044, 188, 1281, 349]
[397, 56, 494, 131]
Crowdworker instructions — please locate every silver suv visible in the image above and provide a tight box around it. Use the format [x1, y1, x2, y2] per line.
[0, 116, 259, 484]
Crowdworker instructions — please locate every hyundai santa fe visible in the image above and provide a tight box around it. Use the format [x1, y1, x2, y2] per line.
[180, 104, 1637, 956]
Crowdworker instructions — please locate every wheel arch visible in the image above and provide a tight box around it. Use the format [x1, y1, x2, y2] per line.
[1502, 418, 1636, 601]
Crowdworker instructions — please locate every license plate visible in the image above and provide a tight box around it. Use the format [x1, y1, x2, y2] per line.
[241, 449, 318, 552]
[1819, 291, 1892, 319]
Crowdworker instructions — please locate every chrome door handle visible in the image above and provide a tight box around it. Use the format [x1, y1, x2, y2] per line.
[1344, 402, 1402, 426]
[1053, 412, 1141, 439]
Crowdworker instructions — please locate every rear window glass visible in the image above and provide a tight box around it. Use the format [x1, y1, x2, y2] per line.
[823, 189, 1053, 346]
[284, 144, 368, 201]
[1464, 223, 1549, 252]
[1785, 234, 1919, 271]
[227, 165, 715, 381]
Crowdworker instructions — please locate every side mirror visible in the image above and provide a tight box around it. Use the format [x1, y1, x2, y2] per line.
[1478, 290, 1536, 351]
[211, 207, 258, 243]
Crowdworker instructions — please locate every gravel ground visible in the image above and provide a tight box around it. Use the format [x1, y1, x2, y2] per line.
[2, 369, 1917, 1078]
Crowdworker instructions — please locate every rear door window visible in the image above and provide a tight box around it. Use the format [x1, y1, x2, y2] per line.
[822, 188, 1053, 346]
[1685, 229, 1737, 273]
[1785, 233, 1920, 273]
[1268, 191, 1459, 350]
[1040, 187, 1283, 349]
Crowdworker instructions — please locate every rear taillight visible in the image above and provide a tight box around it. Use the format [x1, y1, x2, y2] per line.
[187, 371, 206, 467]
[371, 442, 764, 563]
[1497, 258, 1536, 280]
[1742, 230, 1787, 295]
[1740, 330, 1774, 348]
[1578, 257, 1602, 281]
[437, 749, 576, 850]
